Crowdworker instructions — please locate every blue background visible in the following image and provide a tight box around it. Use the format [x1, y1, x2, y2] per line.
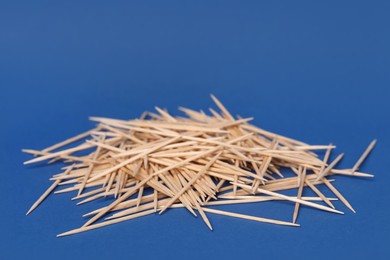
[1, 1, 389, 259]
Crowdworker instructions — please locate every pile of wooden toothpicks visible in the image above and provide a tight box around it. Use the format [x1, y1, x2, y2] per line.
[23, 95, 376, 237]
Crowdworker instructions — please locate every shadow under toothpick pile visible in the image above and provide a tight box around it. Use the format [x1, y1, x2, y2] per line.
[23, 95, 376, 237]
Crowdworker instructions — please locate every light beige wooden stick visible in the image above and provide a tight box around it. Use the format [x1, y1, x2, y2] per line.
[351, 139, 377, 173]
[22, 149, 98, 164]
[293, 167, 306, 223]
[318, 145, 332, 176]
[42, 128, 98, 153]
[322, 178, 356, 213]
[23, 143, 96, 165]
[315, 153, 344, 181]
[58, 209, 156, 237]
[202, 208, 299, 227]
[210, 94, 234, 120]
[234, 183, 343, 215]
[26, 165, 74, 215]
[304, 179, 335, 209]
[78, 136, 105, 196]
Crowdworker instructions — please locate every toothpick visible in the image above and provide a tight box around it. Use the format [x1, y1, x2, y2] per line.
[293, 167, 306, 223]
[315, 153, 344, 181]
[26, 165, 74, 215]
[202, 208, 299, 227]
[351, 139, 377, 173]
[58, 209, 156, 237]
[234, 183, 343, 214]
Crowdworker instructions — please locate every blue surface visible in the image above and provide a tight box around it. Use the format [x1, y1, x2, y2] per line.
[1, 1, 389, 259]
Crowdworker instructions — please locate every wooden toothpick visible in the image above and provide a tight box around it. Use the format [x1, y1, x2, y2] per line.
[351, 139, 377, 173]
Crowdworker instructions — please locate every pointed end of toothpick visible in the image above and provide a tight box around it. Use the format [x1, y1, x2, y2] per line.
[57, 231, 71, 238]
[57, 229, 79, 237]
[210, 94, 220, 105]
[89, 116, 101, 122]
[26, 206, 36, 216]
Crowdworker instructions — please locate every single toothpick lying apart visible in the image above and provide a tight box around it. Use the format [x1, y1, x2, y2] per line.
[23, 95, 376, 237]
